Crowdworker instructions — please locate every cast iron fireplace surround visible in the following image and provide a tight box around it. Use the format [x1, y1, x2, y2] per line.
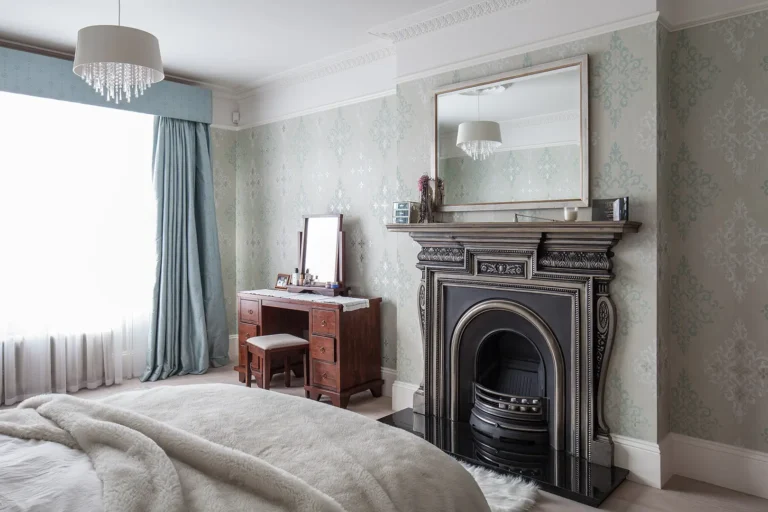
[382, 221, 640, 506]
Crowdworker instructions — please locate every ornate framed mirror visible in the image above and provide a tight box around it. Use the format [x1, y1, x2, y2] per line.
[434, 55, 589, 212]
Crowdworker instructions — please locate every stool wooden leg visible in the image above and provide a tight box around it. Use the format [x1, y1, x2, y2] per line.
[263, 353, 271, 391]
[245, 349, 252, 388]
[284, 356, 291, 387]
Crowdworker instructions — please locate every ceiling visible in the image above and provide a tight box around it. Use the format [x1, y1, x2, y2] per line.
[437, 67, 580, 130]
[0, 0, 445, 91]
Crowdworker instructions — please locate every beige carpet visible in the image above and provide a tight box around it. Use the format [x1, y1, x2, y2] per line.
[66, 366, 394, 421]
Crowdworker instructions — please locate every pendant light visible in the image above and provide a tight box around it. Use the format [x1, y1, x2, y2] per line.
[456, 93, 502, 161]
[73, 0, 164, 104]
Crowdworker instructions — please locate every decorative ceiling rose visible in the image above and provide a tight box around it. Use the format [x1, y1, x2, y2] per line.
[456, 120, 502, 161]
[73, 0, 163, 104]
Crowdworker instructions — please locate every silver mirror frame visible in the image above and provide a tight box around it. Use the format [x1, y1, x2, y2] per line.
[433, 55, 589, 212]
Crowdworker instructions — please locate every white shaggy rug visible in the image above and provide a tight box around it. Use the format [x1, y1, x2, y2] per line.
[461, 462, 539, 512]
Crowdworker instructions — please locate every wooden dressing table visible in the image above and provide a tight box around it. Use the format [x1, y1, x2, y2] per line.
[235, 291, 383, 408]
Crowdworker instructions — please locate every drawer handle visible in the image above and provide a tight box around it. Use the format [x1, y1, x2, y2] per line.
[321, 320, 327, 327]
[320, 347, 326, 353]
[322, 372, 328, 379]
[248, 309, 254, 315]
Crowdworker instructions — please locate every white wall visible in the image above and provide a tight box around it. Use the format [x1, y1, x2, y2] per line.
[237, 53, 395, 128]
[212, 93, 238, 129]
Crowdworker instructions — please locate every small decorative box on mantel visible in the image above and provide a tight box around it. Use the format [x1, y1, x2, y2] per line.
[392, 201, 420, 224]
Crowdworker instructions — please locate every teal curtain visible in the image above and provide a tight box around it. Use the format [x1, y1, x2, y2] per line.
[142, 117, 229, 381]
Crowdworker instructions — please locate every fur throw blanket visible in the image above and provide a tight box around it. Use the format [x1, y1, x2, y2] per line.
[0, 384, 490, 512]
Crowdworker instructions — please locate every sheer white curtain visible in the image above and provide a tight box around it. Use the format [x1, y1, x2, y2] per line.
[0, 92, 155, 405]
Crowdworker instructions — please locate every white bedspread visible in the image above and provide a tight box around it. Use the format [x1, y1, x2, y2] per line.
[0, 435, 103, 512]
[0, 384, 490, 512]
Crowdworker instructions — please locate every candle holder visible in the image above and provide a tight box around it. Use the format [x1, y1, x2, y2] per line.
[563, 206, 579, 222]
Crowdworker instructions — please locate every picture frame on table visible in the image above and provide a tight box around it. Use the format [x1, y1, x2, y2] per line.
[275, 273, 291, 290]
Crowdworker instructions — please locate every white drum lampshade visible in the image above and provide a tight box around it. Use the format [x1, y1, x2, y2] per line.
[456, 120, 502, 161]
[73, 25, 164, 104]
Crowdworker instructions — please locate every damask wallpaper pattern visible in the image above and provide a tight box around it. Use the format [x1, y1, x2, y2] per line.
[666, 11, 768, 453]
[229, 98, 403, 369]
[440, 145, 582, 204]
[396, 23, 660, 441]
[210, 16, 768, 450]
[209, 24, 661, 442]
[210, 128, 238, 335]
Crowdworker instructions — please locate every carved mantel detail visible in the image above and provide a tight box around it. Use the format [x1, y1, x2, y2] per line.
[479, 261, 526, 276]
[386, 221, 641, 468]
[538, 251, 611, 271]
[417, 246, 465, 263]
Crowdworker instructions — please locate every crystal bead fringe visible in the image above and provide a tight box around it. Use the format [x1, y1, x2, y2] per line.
[458, 140, 502, 161]
[79, 62, 154, 105]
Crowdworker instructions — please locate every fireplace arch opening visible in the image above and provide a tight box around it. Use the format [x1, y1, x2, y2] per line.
[450, 299, 566, 451]
[476, 329, 546, 397]
[472, 329, 549, 446]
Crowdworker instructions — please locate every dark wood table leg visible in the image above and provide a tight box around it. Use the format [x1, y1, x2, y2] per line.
[370, 381, 383, 398]
[284, 355, 291, 387]
[262, 350, 271, 390]
[245, 349, 252, 388]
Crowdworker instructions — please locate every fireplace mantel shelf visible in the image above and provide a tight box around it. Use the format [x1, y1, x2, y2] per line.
[386, 220, 641, 235]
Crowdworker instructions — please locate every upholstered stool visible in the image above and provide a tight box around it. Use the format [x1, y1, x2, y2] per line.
[245, 334, 309, 390]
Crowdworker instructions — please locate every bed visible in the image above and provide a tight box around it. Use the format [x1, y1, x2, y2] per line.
[0, 383, 491, 512]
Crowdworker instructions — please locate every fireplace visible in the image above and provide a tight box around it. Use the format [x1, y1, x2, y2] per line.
[383, 221, 640, 506]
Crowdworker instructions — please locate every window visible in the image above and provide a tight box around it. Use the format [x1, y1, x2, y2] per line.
[0, 92, 155, 401]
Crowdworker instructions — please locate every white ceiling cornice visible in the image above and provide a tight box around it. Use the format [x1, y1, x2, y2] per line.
[369, 0, 534, 43]
[660, 0, 768, 32]
[235, 40, 395, 99]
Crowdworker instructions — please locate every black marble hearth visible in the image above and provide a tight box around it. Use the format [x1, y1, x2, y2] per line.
[379, 408, 628, 508]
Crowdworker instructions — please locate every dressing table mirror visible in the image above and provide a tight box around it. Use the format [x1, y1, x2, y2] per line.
[289, 214, 346, 296]
[435, 55, 589, 212]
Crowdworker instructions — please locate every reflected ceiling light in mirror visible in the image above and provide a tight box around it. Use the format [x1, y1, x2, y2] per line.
[456, 93, 502, 161]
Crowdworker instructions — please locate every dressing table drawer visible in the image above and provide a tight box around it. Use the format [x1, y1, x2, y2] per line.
[238, 323, 258, 344]
[239, 300, 260, 324]
[312, 360, 338, 389]
[311, 309, 336, 336]
[310, 335, 335, 363]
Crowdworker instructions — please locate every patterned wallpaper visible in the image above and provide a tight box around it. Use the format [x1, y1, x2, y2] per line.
[440, 145, 581, 204]
[228, 99, 403, 369]
[665, 11, 768, 453]
[209, 20, 768, 448]
[211, 128, 238, 335]
[396, 23, 660, 441]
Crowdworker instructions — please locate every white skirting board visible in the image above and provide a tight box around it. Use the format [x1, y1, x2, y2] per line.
[612, 434, 664, 488]
[665, 433, 768, 500]
[563, 433, 768, 498]
[392, 380, 420, 412]
[380, 368, 397, 398]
